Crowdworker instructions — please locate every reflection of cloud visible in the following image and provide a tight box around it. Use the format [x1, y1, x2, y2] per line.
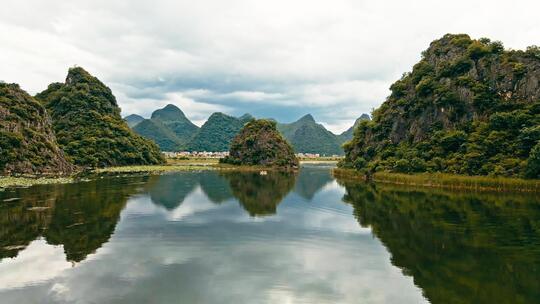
[0, 170, 427, 303]
[0, 239, 70, 290]
[166, 187, 221, 222]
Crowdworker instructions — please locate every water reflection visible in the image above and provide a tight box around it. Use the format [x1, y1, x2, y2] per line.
[1, 167, 539, 304]
[220, 171, 297, 216]
[0, 176, 148, 262]
[336, 179, 540, 304]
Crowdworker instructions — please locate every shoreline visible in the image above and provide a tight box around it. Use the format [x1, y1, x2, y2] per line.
[1, 160, 330, 189]
[332, 168, 540, 193]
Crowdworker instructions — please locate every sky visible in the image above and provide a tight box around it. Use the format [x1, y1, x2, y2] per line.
[1, 0, 539, 133]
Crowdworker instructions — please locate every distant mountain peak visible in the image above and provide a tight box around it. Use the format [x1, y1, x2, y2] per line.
[124, 114, 145, 128]
[151, 104, 188, 121]
[298, 114, 315, 123]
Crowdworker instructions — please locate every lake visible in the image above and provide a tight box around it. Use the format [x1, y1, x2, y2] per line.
[1, 164, 539, 303]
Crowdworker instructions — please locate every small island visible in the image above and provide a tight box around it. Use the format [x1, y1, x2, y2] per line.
[221, 119, 299, 169]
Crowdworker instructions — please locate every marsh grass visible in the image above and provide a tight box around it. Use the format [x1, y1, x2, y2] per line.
[0, 176, 74, 189]
[333, 168, 540, 193]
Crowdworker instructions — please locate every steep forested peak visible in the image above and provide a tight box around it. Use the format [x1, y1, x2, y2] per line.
[222, 119, 298, 168]
[151, 104, 189, 122]
[36, 67, 164, 167]
[0, 83, 74, 175]
[341, 33, 540, 178]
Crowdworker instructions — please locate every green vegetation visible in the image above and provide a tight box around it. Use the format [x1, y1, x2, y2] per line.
[334, 168, 540, 192]
[151, 104, 200, 144]
[341, 34, 540, 178]
[131, 104, 200, 151]
[0, 83, 73, 175]
[337, 113, 370, 143]
[133, 119, 183, 151]
[36, 67, 164, 167]
[277, 114, 343, 156]
[93, 164, 215, 174]
[221, 119, 299, 168]
[186, 112, 251, 151]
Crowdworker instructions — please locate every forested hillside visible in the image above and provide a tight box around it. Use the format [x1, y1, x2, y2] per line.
[341, 34, 540, 178]
[0, 83, 73, 175]
[36, 67, 164, 167]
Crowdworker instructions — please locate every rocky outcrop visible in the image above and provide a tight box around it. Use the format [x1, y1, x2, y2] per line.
[36, 67, 164, 167]
[221, 119, 299, 168]
[0, 83, 73, 175]
[342, 34, 540, 177]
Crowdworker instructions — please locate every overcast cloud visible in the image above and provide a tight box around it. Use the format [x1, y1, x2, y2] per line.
[1, 0, 539, 132]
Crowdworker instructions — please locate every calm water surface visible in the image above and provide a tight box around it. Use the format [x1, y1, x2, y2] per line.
[0, 165, 539, 303]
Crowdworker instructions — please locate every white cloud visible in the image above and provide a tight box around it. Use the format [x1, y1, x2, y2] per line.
[1, 0, 539, 131]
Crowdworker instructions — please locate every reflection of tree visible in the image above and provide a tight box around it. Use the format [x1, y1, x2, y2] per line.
[0, 176, 145, 262]
[294, 166, 333, 200]
[338, 179, 540, 304]
[0, 186, 55, 259]
[221, 171, 297, 216]
[148, 173, 199, 210]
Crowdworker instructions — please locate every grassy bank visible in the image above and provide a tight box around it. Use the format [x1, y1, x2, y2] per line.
[93, 164, 216, 174]
[333, 168, 540, 193]
[0, 176, 74, 190]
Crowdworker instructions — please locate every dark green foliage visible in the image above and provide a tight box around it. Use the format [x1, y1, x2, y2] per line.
[129, 104, 199, 151]
[525, 142, 540, 178]
[150, 104, 199, 144]
[341, 34, 540, 178]
[36, 67, 164, 167]
[221, 119, 299, 168]
[186, 112, 247, 151]
[133, 119, 182, 152]
[0, 83, 73, 175]
[277, 114, 343, 156]
[338, 114, 371, 144]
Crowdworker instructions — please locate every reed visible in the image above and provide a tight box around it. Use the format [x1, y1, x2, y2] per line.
[333, 168, 540, 193]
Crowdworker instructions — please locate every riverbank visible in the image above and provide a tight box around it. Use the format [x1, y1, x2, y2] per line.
[333, 168, 540, 193]
[0, 159, 318, 189]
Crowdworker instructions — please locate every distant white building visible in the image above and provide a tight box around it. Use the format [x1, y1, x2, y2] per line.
[162, 151, 229, 158]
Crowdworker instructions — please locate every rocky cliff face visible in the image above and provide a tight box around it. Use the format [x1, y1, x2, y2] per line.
[222, 119, 299, 168]
[0, 83, 73, 175]
[342, 34, 540, 177]
[36, 67, 164, 167]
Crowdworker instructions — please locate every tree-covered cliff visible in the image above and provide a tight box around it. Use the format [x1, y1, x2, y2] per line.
[222, 119, 299, 168]
[0, 83, 74, 175]
[341, 34, 540, 178]
[36, 67, 164, 167]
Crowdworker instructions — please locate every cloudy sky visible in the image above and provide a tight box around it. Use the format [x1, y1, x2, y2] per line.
[2, 0, 539, 132]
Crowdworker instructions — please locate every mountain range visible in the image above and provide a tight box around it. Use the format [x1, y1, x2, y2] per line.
[126, 105, 370, 155]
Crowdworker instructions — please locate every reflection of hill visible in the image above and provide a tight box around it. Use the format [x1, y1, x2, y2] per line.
[198, 173, 233, 204]
[0, 187, 55, 259]
[0, 177, 145, 262]
[294, 167, 333, 200]
[221, 171, 297, 216]
[148, 173, 199, 210]
[338, 180, 540, 304]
